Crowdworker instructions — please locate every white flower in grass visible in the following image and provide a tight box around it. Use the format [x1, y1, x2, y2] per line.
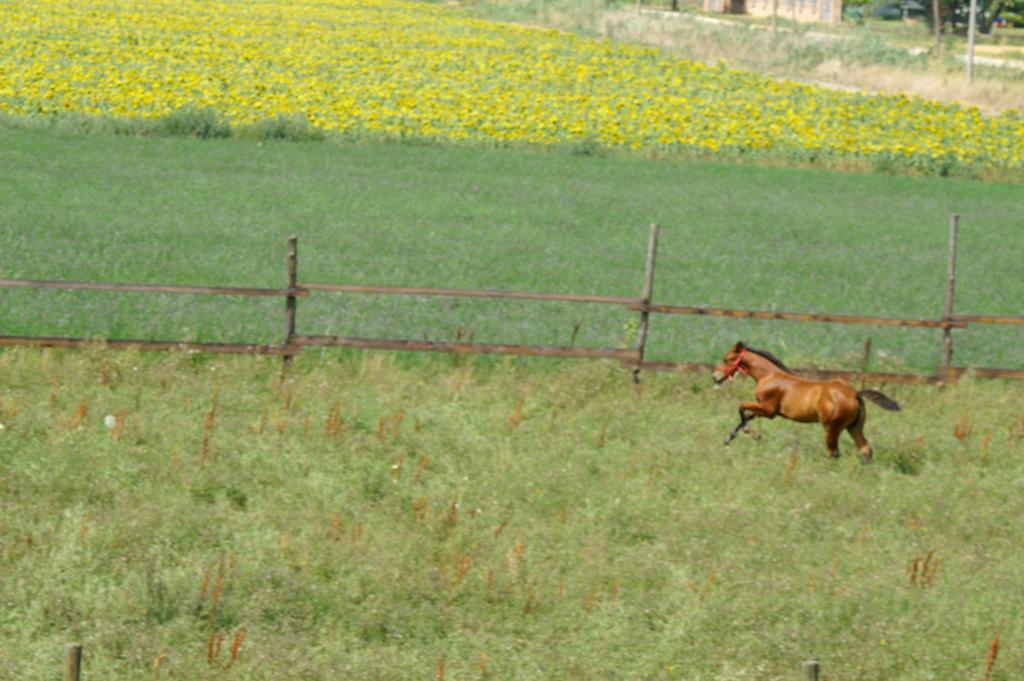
[104, 415, 117, 429]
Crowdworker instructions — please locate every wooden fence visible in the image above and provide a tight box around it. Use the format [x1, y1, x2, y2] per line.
[2, 216, 1022, 382]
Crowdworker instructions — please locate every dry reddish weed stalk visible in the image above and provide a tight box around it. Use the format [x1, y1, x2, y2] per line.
[331, 512, 343, 543]
[983, 633, 1001, 681]
[207, 630, 224, 666]
[411, 497, 431, 523]
[446, 496, 459, 528]
[391, 409, 405, 441]
[783, 452, 799, 485]
[324, 403, 344, 436]
[907, 549, 940, 588]
[202, 394, 219, 464]
[414, 455, 431, 482]
[110, 410, 127, 440]
[0, 397, 17, 421]
[227, 628, 246, 669]
[69, 399, 88, 431]
[954, 413, 970, 442]
[507, 399, 525, 429]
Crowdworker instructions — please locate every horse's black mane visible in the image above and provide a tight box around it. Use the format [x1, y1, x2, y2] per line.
[741, 344, 791, 373]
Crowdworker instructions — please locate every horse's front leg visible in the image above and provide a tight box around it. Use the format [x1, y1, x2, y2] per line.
[724, 407, 751, 445]
[724, 401, 776, 445]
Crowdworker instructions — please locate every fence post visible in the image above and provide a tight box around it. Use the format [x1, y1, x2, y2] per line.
[859, 337, 872, 389]
[802, 660, 820, 681]
[64, 643, 82, 681]
[633, 223, 660, 383]
[284, 235, 298, 366]
[941, 214, 958, 379]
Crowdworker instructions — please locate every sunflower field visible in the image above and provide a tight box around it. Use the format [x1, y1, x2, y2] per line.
[2, 0, 1023, 174]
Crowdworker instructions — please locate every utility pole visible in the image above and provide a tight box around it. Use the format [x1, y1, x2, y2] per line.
[966, 0, 978, 83]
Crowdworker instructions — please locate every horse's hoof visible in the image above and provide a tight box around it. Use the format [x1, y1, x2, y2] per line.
[723, 436, 733, 446]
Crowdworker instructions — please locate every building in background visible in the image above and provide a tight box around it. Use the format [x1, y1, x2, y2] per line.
[702, 0, 844, 25]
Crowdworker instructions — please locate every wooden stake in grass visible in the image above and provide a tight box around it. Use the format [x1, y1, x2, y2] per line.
[437, 654, 446, 681]
[64, 643, 82, 681]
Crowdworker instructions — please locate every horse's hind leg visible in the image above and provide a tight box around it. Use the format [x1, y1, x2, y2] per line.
[847, 406, 873, 462]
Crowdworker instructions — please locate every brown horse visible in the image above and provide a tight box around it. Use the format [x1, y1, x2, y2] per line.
[712, 342, 900, 461]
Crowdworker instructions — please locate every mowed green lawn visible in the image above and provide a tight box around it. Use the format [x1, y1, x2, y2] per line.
[0, 350, 1022, 680]
[1, 126, 1022, 372]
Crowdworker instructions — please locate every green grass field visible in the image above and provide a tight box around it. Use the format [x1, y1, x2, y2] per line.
[1, 127, 1022, 374]
[1, 349, 1022, 680]
[3, 3, 1024, 679]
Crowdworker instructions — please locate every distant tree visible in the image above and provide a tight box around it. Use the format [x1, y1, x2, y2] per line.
[927, 0, 1024, 33]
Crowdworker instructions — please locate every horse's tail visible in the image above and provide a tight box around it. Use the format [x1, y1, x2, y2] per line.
[857, 389, 901, 412]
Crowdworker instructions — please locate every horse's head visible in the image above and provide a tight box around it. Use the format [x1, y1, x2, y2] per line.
[712, 342, 748, 384]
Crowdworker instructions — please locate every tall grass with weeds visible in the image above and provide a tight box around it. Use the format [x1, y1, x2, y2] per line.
[0, 108, 325, 143]
[1, 347, 1023, 679]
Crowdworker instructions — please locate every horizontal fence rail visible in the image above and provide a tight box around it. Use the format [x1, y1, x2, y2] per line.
[631, 303, 969, 329]
[1, 218, 1021, 382]
[0, 335, 292, 355]
[294, 335, 639, 361]
[0, 277, 307, 298]
[301, 282, 641, 306]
